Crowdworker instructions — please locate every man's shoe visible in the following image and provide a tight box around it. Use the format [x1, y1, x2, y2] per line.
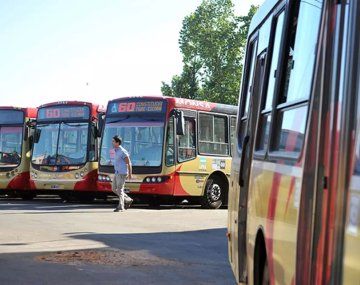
[113, 208, 124, 212]
[125, 199, 133, 210]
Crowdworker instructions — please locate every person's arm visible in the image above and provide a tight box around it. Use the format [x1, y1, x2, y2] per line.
[124, 156, 132, 179]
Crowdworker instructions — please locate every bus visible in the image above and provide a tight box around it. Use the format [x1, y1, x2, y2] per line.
[97, 96, 237, 209]
[0, 107, 37, 199]
[227, 0, 360, 284]
[30, 101, 104, 200]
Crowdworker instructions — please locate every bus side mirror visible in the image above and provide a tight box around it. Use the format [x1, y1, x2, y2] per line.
[176, 111, 185, 136]
[98, 113, 105, 137]
[24, 126, 29, 141]
[34, 129, 41, 143]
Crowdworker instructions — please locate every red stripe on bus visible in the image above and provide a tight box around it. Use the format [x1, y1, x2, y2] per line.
[74, 169, 98, 191]
[284, 177, 296, 217]
[266, 171, 282, 285]
[7, 171, 30, 190]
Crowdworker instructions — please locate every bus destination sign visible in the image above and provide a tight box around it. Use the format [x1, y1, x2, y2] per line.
[0, 110, 24, 125]
[38, 106, 90, 121]
[109, 101, 165, 114]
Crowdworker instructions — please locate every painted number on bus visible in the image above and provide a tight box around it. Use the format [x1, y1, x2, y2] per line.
[118, 102, 136, 112]
[46, 109, 60, 118]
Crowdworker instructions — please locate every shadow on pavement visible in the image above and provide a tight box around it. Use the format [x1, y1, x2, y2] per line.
[0, 228, 235, 285]
[0, 198, 225, 213]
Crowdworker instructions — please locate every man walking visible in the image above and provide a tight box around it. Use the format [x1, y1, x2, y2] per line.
[111, 135, 133, 212]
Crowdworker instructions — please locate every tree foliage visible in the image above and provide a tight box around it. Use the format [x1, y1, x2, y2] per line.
[161, 1, 258, 105]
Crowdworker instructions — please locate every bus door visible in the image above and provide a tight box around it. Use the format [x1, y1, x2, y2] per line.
[235, 36, 269, 281]
[174, 110, 197, 195]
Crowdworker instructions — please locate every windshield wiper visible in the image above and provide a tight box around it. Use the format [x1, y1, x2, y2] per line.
[61, 122, 86, 127]
[107, 116, 130, 124]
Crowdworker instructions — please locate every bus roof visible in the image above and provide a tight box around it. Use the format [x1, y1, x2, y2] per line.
[0, 106, 37, 119]
[249, 0, 279, 36]
[108, 96, 238, 116]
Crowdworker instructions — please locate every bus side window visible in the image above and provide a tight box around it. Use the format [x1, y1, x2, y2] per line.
[238, 39, 257, 150]
[230, 116, 236, 155]
[272, 0, 322, 155]
[199, 113, 229, 155]
[256, 11, 285, 151]
[178, 117, 196, 162]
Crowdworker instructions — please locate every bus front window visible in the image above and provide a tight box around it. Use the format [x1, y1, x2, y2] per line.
[101, 117, 164, 167]
[0, 126, 23, 168]
[57, 123, 88, 165]
[165, 117, 175, 166]
[32, 122, 89, 166]
[32, 124, 59, 165]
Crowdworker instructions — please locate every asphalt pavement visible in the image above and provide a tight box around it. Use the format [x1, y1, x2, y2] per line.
[0, 197, 235, 285]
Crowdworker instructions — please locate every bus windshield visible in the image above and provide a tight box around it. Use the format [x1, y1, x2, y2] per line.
[0, 126, 23, 168]
[100, 116, 164, 167]
[32, 122, 89, 166]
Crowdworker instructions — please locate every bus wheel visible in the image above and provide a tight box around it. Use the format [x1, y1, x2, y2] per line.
[148, 197, 161, 209]
[20, 193, 36, 200]
[201, 178, 223, 209]
[77, 194, 95, 203]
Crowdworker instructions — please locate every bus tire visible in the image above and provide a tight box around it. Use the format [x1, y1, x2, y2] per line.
[148, 197, 161, 208]
[201, 177, 224, 209]
[20, 193, 36, 201]
[77, 194, 95, 203]
[254, 231, 269, 285]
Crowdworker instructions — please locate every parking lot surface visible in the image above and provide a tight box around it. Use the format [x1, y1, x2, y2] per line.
[0, 198, 235, 285]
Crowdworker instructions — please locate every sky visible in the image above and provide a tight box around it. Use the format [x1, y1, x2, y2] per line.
[0, 0, 264, 108]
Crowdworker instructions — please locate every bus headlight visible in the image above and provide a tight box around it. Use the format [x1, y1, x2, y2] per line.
[80, 172, 84, 177]
[75, 173, 80, 179]
[143, 176, 170, 184]
[106, 176, 111, 182]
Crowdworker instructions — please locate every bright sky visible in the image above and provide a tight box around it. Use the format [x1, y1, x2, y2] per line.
[0, 0, 264, 108]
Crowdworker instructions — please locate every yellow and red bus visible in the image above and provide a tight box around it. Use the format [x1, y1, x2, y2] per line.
[228, 0, 360, 284]
[97, 96, 237, 208]
[0, 107, 37, 199]
[30, 101, 104, 200]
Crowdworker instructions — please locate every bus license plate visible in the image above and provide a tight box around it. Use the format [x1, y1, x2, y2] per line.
[51, 185, 60, 189]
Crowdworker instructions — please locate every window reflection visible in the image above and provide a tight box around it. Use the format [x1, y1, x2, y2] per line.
[178, 118, 196, 162]
[275, 106, 308, 153]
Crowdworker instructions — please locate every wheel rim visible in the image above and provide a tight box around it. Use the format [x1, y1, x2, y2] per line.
[208, 183, 221, 202]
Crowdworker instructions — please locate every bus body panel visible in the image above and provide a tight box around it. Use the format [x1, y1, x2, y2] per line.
[98, 150, 232, 197]
[343, 174, 360, 283]
[246, 161, 302, 284]
[30, 162, 98, 191]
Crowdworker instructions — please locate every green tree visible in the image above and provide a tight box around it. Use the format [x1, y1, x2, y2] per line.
[162, 1, 258, 105]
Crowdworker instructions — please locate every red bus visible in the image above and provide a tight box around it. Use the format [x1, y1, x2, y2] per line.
[227, 0, 360, 284]
[29, 101, 105, 200]
[97, 96, 237, 208]
[0, 107, 37, 199]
